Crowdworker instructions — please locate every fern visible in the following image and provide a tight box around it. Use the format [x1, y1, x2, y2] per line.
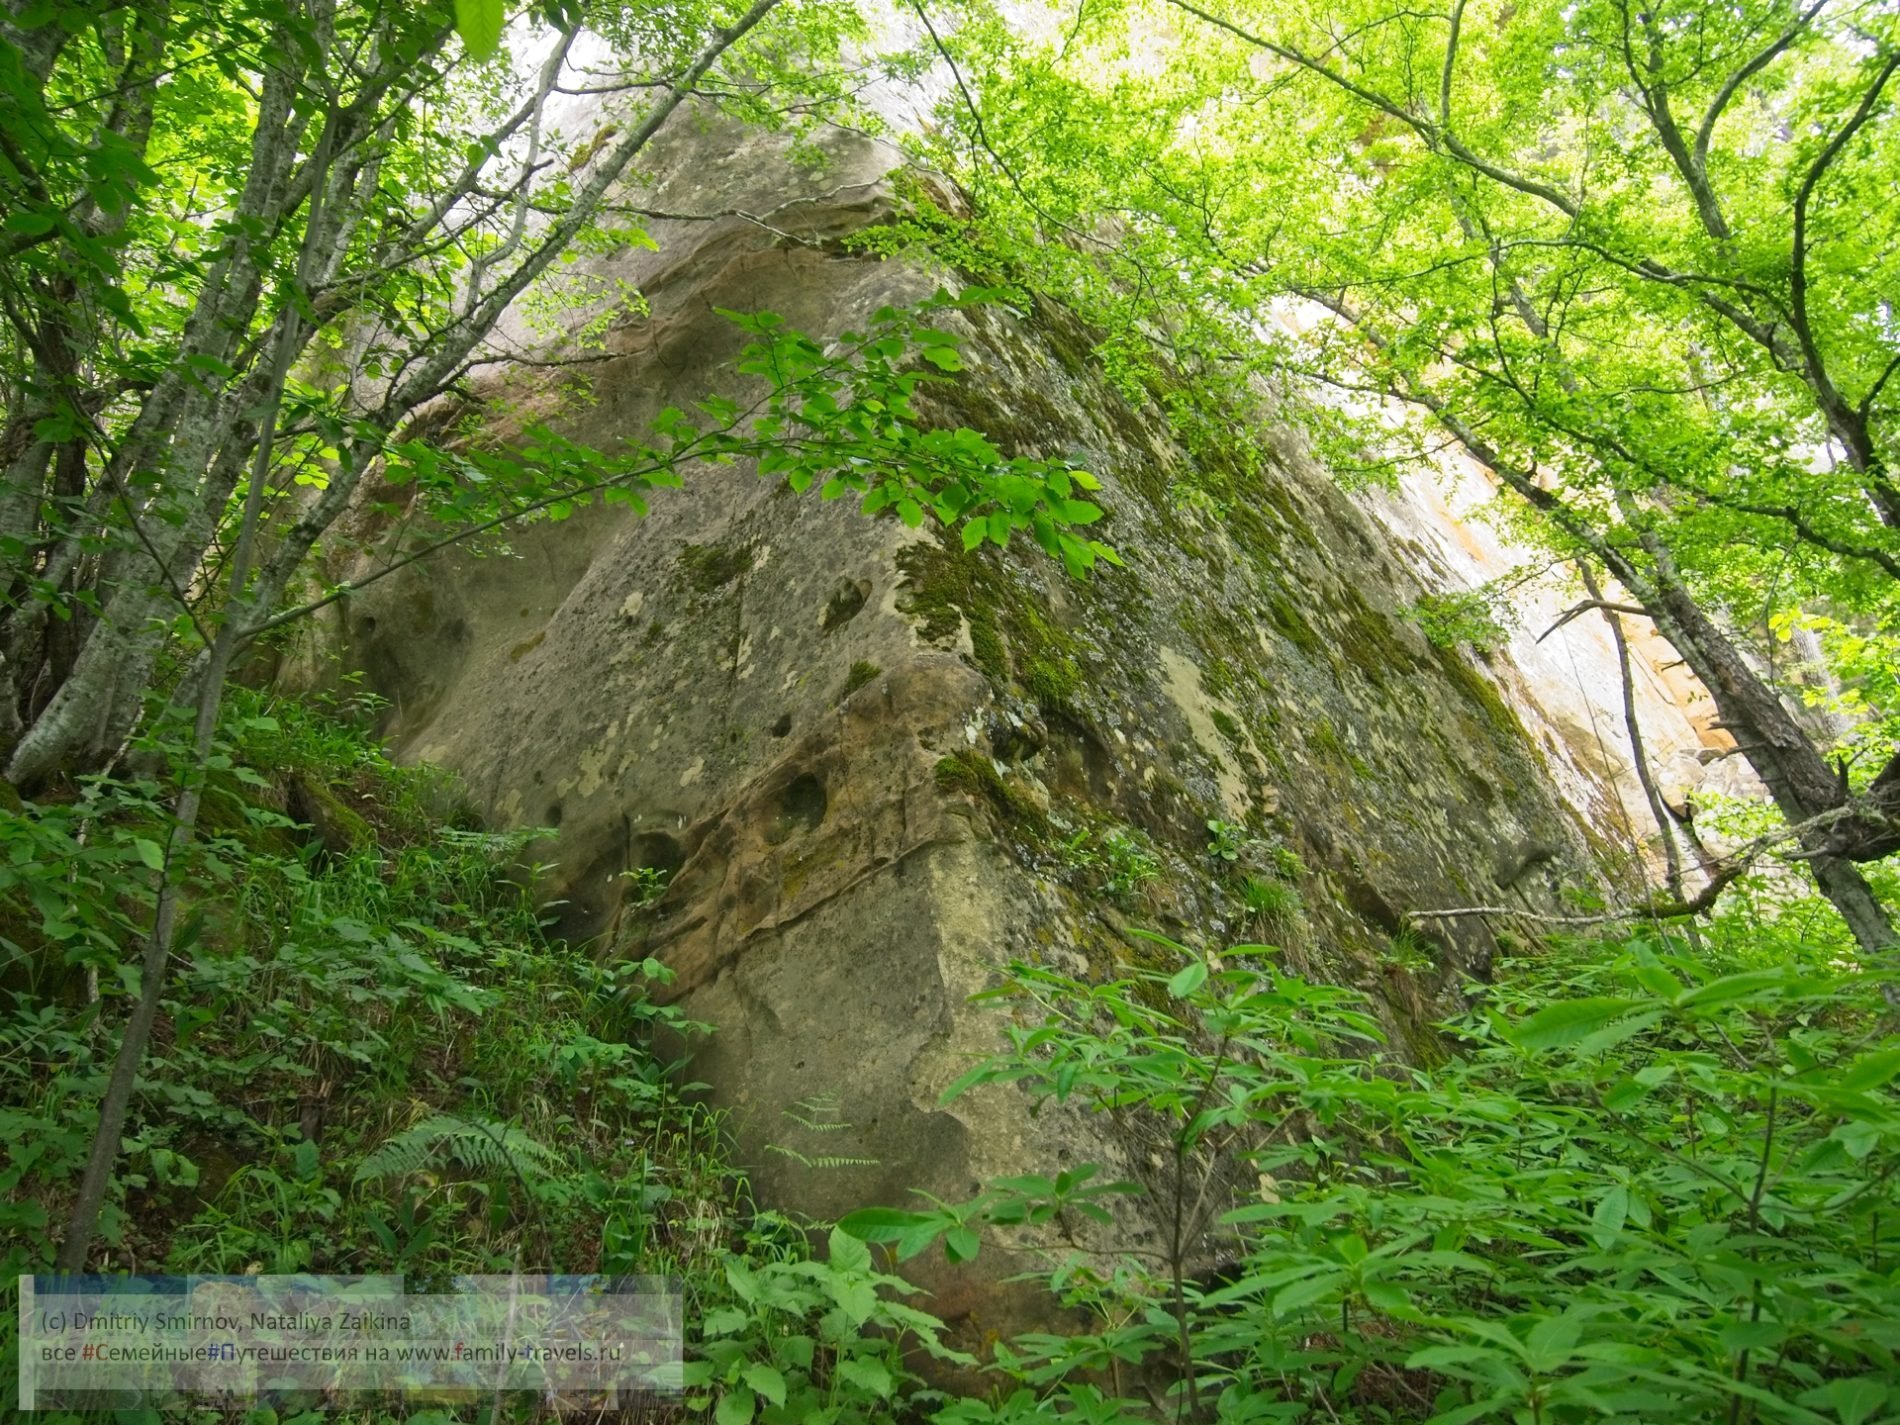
[778, 1093, 852, 1132]
[764, 1095, 878, 1169]
[353, 1112, 561, 1186]
[764, 1145, 880, 1170]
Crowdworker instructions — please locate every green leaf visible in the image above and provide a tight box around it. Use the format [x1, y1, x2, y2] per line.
[1801, 1377, 1888, 1425]
[3, 210, 58, 238]
[1573, 1009, 1663, 1057]
[1404, 1343, 1495, 1371]
[1510, 997, 1641, 1051]
[1525, 1311, 1586, 1371]
[836, 1357, 894, 1398]
[838, 1207, 929, 1241]
[1053, 498, 1103, 525]
[1167, 961, 1207, 997]
[827, 1223, 872, 1274]
[454, 0, 504, 57]
[1674, 968, 1791, 1011]
[1271, 1271, 1342, 1316]
[1630, 970, 1681, 1005]
[1835, 1047, 1900, 1093]
[741, 1364, 786, 1407]
[1601, 1076, 1651, 1112]
[715, 1385, 755, 1425]
[834, 1277, 878, 1324]
[133, 838, 165, 871]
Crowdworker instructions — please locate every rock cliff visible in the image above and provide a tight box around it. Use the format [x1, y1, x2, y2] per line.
[303, 109, 1708, 1337]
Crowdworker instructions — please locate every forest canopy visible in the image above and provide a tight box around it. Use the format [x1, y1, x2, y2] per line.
[893, 0, 1900, 956]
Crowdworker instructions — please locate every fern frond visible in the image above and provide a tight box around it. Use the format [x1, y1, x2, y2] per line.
[763, 1144, 879, 1170]
[353, 1113, 561, 1185]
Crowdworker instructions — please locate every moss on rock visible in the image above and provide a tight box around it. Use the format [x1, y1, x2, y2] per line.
[1265, 591, 1322, 654]
[934, 750, 1049, 834]
[897, 534, 1090, 716]
[678, 538, 756, 594]
[1434, 644, 1530, 741]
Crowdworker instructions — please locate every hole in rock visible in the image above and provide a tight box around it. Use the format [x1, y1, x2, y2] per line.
[820, 577, 872, 631]
[766, 773, 827, 843]
[630, 831, 686, 883]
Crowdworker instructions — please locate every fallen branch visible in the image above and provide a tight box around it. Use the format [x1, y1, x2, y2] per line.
[1410, 803, 1866, 929]
[1412, 865, 1742, 927]
[1536, 598, 1654, 643]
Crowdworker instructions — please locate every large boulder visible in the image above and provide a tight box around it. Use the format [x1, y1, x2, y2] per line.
[313, 109, 1643, 1344]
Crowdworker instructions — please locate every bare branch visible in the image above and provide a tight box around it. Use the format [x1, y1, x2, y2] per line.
[1411, 802, 1874, 927]
[1536, 598, 1653, 643]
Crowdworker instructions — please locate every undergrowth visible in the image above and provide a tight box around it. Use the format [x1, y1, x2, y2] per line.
[844, 921, 1900, 1425]
[5, 692, 1899, 1425]
[0, 689, 840, 1422]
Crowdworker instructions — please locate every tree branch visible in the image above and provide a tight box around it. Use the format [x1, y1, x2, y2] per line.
[1536, 597, 1653, 643]
[1693, 0, 1829, 177]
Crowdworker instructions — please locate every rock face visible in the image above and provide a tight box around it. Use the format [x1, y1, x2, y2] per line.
[315, 110, 1647, 1335]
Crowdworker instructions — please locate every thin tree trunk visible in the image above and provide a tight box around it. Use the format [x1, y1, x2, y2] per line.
[1583, 564, 1704, 948]
[1403, 378, 1897, 961]
[53, 143, 329, 1264]
[53, 70, 343, 1257]
[1584, 565, 1686, 889]
[51, 0, 790, 1259]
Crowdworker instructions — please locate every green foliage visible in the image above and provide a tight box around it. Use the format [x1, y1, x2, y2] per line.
[1381, 928, 1439, 977]
[453, 0, 506, 59]
[685, 1225, 973, 1425]
[1266, 842, 1306, 881]
[839, 1167, 1137, 1267]
[4, 0, 1117, 793]
[714, 293, 1122, 580]
[893, 0, 1900, 917]
[351, 1113, 562, 1189]
[1058, 824, 1163, 904]
[765, 1094, 879, 1172]
[1205, 818, 1252, 864]
[0, 691, 740, 1406]
[1407, 591, 1510, 653]
[1240, 874, 1302, 933]
[366, 292, 1119, 593]
[846, 920, 1900, 1423]
[619, 863, 671, 910]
